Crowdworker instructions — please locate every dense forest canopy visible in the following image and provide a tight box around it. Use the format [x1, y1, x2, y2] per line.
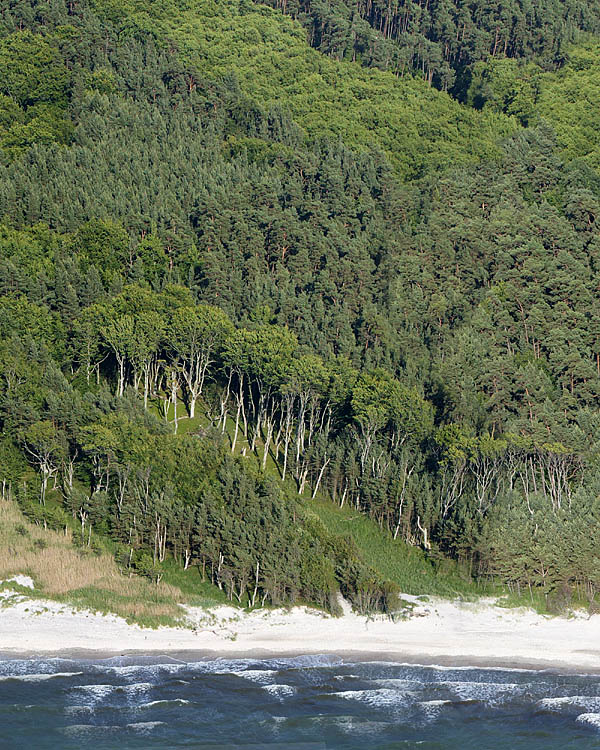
[259, 0, 600, 92]
[1, 0, 600, 612]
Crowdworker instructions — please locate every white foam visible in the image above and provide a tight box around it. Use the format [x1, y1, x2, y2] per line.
[121, 682, 153, 693]
[438, 680, 522, 704]
[333, 688, 414, 709]
[126, 721, 165, 732]
[61, 725, 121, 736]
[576, 713, 600, 729]
[265, 654, 343, 670]
[362, 661, 541, 675]
[233, 669, 278, 685]
[187, 659, 256, 674]
[0, 671, 83, 682]
[375, 678, 426, 689]
[69, 681, 152, 706]
[539, 696, 600, 712]
[140, 698, 190, 708]
[62, 718, 165, 736]
[263, 684, 296, 699]
[336, 679, 531, 711]
[416, 698, 453, 723]
[105, 663, 183, 679]
[309, 714, 391, 737]
[69, 684, 116, 703]
[64, 705, 94, 716]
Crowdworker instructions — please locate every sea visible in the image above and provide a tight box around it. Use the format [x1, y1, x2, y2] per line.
[1, 654, 600, 749]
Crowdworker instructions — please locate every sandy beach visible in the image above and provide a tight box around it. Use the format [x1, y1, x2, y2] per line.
[2, 580, 600, 671]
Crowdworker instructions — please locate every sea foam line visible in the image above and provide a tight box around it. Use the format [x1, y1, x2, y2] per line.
[0, 672, 83, 682]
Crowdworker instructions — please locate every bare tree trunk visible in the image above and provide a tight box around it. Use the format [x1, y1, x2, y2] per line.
[251, 561, 260, 607]
[339, 478, 348, 508]
[262, 417, 274, 470]
[298, 466, 309, 495]
[220, 371, 232, 433]
[393, 464, 414, 539]
[311, 456, 331, 499]
[416, 515, 431, 549]
[232, 400, 241, 453]
[170, 371, 179, 434]
[117, 355, 126, 397]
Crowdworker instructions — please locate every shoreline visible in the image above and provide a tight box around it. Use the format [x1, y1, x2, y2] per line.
[1, 647, 598, 676]
[3, 590, 600, 673]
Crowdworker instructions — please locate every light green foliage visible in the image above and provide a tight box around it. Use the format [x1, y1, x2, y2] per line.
[0, 30, 73, 155]
[86, 0, 516, 180]
[466, 42, 600, 171]
[467, 58, 543, 125]
[352, 370, 433, 445]
[0, 295, 64, 354]
[169, 304, 235, 415]
[0, 31, 70, 107]
[68, 220, 131, 279]
[536, 43, 600, 171]
[308, 498, 485, 598]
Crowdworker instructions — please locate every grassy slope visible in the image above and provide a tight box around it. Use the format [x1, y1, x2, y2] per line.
[155, 399, 494, 599]
[307, 498, 489, 598]
[0, 493, 229, 626]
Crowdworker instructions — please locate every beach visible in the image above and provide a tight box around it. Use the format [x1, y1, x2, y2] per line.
[2, 583, 600, 671]
[5, 584, 600, 749]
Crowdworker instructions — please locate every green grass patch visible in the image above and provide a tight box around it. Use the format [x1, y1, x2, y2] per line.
[494, 586, 596, 617]
[159, 559, 233, 609]
[308, 497, 494, 598]
[54, 585, 183, 628]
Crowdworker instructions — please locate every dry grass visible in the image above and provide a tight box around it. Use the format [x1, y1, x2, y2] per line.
[0, 497, 186, 625]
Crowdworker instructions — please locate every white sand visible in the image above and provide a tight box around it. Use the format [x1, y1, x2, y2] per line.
[2, 588, 600, 670]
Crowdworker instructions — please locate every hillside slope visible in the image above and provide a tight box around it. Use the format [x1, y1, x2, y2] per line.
[0, 0, 599, 617]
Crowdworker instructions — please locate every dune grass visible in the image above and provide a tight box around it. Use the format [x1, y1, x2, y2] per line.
[0, 496, 226, 626]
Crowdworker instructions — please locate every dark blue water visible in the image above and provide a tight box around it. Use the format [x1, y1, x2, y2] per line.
[1, 655, 600, 749]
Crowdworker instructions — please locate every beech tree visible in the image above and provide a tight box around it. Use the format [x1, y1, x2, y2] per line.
[19, 420, 66, 505]
[168, 305, 233, 418]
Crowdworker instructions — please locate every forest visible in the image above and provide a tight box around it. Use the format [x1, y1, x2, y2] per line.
[1, 0, 600, 614]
